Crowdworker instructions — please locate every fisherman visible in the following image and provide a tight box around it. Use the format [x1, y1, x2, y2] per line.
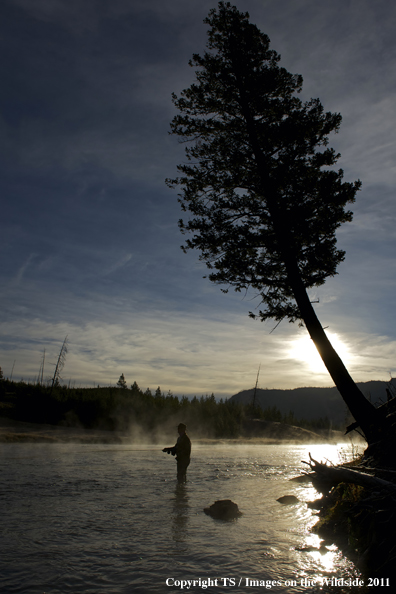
[162, 423, 191, 483]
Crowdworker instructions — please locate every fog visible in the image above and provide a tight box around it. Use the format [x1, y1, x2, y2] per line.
[0, 415, 365, 452]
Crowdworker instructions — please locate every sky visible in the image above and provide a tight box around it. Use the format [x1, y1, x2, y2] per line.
[1, 0, 396, 399]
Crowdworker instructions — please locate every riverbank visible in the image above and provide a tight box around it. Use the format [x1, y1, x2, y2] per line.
[0, 416, 126, 443]
[307, 440, 396, 578]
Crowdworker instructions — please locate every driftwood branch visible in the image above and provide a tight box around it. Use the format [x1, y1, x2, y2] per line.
[304, 454, 396, 495]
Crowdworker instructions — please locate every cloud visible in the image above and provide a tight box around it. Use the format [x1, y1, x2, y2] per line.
[0, 312, 265, 395]
[2, 0, 396, 397]
[13, 253, 38, 285]
[287, 328, 396, 384]
[101, 253, 133, 276]
[1, 298, 395, 396]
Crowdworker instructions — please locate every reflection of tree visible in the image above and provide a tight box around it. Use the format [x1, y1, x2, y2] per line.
[171, 484, 190, 548]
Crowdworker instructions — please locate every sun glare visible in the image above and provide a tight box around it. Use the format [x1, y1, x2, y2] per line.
[289, 332, 351, 374]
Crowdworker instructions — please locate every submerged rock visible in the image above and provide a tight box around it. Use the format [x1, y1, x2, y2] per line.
[204, 499, 242, 519]
[276, 495, 299, 505]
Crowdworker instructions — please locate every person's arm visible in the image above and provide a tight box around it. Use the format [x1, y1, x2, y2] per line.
[162, 444, 177, 455]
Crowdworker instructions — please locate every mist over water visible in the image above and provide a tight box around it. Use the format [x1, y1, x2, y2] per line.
[0, 443, 362, 593]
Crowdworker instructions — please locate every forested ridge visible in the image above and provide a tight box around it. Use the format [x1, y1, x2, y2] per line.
[0, 377, 337, 438]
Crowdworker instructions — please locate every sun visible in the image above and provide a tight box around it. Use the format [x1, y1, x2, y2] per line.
[288, 332, 351, 374]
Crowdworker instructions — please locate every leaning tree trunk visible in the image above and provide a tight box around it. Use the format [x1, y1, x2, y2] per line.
[281, 250, 380, 444]
[239, 96, 380, 444]
[265, 187, 381, 443]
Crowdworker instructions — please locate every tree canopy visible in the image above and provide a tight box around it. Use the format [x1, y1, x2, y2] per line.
[167, 1, 360, 325]
[117, 373, 127, 389]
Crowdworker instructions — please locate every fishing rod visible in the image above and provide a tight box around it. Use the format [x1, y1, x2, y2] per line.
[82, 447, 161, 453]
[3, 447, 161, 460]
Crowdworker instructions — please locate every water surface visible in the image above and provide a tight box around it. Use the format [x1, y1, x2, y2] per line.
[0, 442, 363, 593]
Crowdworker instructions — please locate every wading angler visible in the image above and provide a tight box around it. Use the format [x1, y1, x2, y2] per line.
[162, 423, 191, 483]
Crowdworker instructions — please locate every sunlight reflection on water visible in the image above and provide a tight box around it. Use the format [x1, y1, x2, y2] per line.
[0, 442, 362, 593]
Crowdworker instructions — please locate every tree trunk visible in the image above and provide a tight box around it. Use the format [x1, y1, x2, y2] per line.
[282, 251, 380, 443]
[232, 69, 382, 443]
[240, 105, 380, 444]
[266, 191, 380, 442]
[306, 455, 396, 494]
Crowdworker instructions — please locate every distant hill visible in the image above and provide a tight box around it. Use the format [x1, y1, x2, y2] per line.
[229, 380, 395, 425]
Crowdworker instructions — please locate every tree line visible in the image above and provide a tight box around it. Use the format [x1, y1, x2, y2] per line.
[0, 376, 339, 438]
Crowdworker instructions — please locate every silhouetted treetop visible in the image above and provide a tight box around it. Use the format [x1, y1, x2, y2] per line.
[117, 374, 127, 389]
[167, 1, 360, 324]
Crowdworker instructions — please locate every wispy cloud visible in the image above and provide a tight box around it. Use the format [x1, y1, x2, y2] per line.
[1, 300, 395, 396]
[14, 253, 37, 284]
[101, 253, 133, 276]
[2, 0, 396, 396]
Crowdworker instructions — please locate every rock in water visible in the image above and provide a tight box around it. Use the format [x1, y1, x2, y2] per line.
[276, 495, 299, 505]
[204, 499, 242, 519]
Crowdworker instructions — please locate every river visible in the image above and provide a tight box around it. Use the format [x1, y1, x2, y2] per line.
[0, 442, 368, 593]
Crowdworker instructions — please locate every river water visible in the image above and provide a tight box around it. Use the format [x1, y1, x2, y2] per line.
[0, 442, 368, 594]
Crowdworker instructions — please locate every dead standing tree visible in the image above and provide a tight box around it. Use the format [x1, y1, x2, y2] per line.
[37, 348, 46, 385]
[50, 336, 68, 391]
[166, 2, 384, 445]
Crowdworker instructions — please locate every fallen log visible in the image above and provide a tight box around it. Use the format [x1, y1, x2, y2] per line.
[304, 454, 396, 495]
